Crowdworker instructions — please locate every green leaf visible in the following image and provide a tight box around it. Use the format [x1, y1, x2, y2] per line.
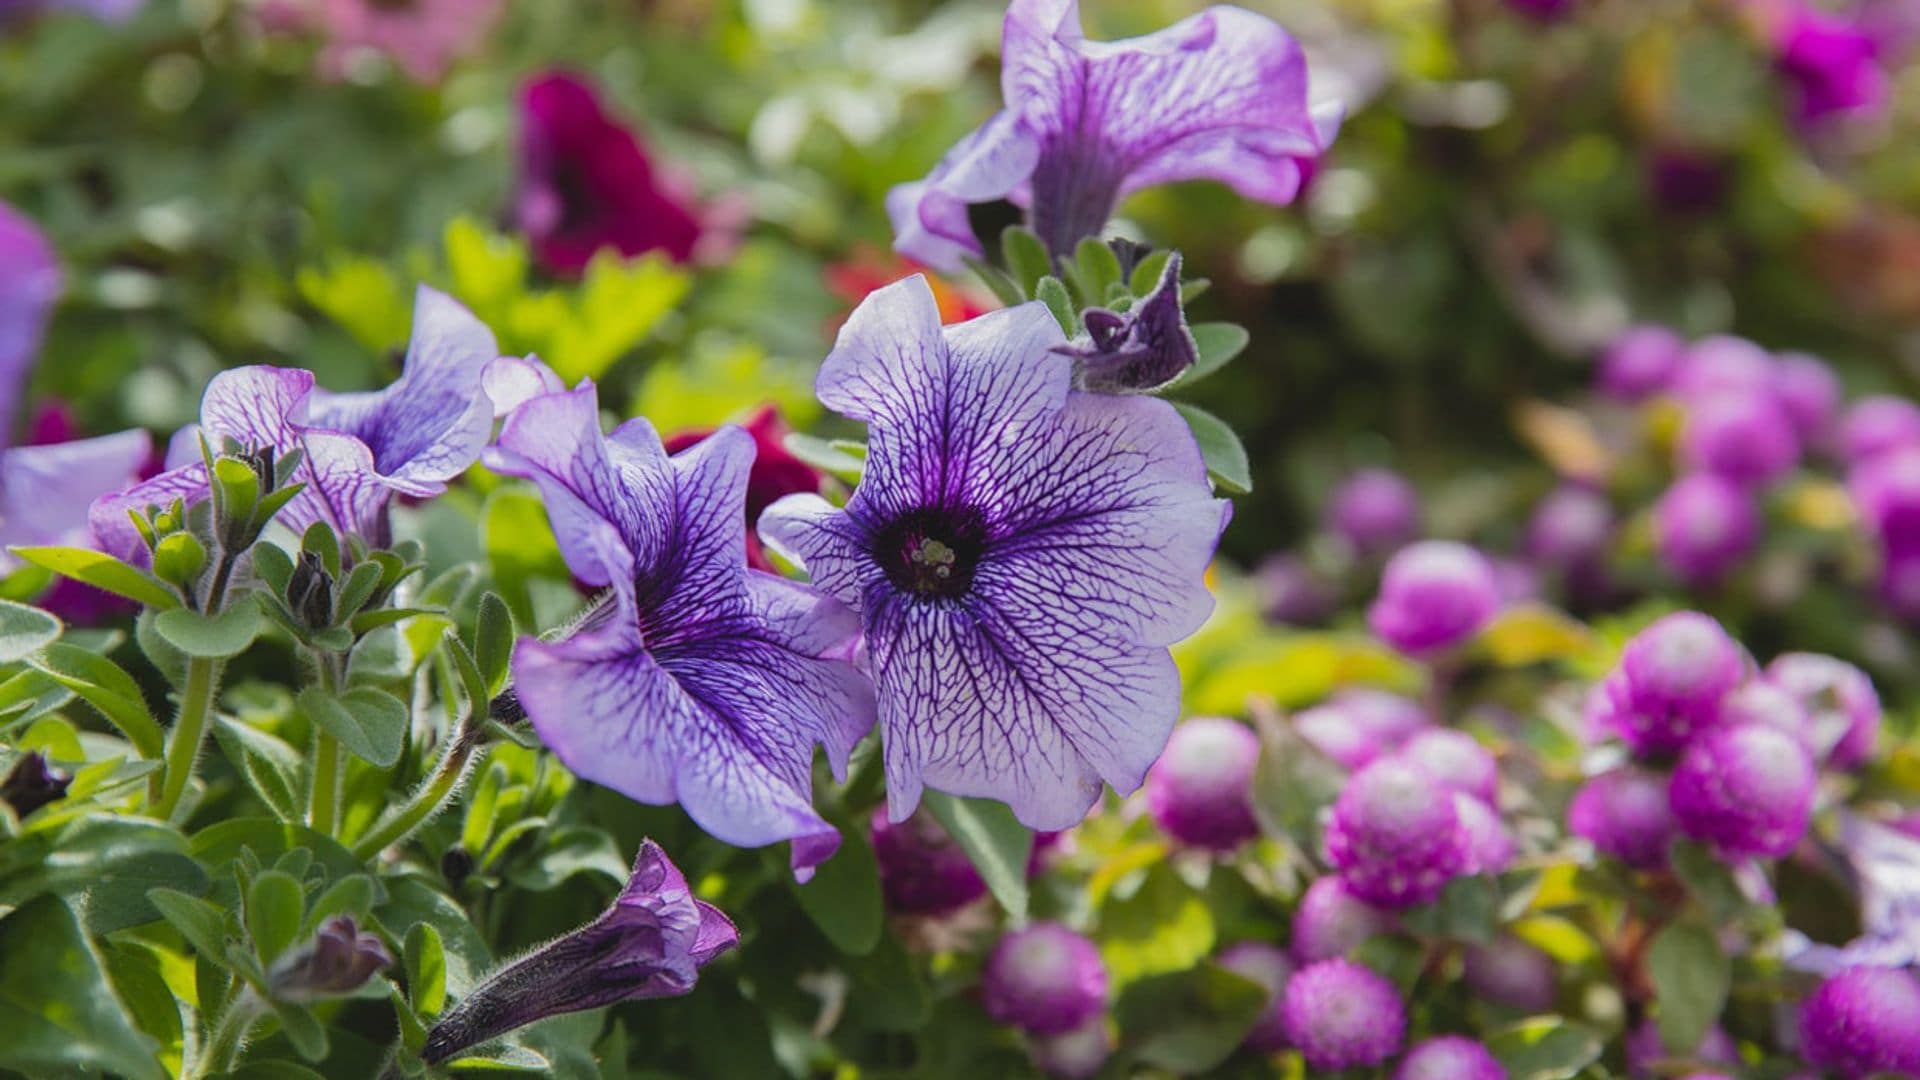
[247, 870, 305, 966]
[299, 686, 407, 768]
[332, 560, 385, 623]
[844, 934, 931, 1032]
[148, 888, 231, 961]
[305, 875, 378, 935]
[405, 922, 448, 1018]
[1174, 323, 1250, 387]
[789, 818, 883, 956]
[27, 643, 163, 759]
[962, 257, 1025, 308]
[0, 815, 201, 932]
[213, 717, 305, 822]
[1128, 248, 1174, 296]
[211, 457, 261, 524]
[150, 532, 207, 592]
[475, 592, 514, 697]
[152, 602, 263, 659]
[10, 546, 179, 609]
[782, 433, 866, 484]
[1400, 874, 1499, 944]
[504, 825, 628, 892]
[483, 488, 567, 629]
[1646, 919, 1729, 1055]
[922, 791, 1032, 918]
[448, 1043, 552, 1072]
[189, 819, 362, 911]
[251, 542, 295, 599]
[0, 895, 164, 1080]
[268, 999, 330, 1060]
[1249, 720, 1342, 855]
[1485, 1016, 1605, 1080]
[1035, 275, 1078, 338]
[1098, 863, 1214, 988]
[301, 521, 341, 579]
[1001, 225, 1052, 297]
[0, 598, 60, 662]
[1172, 402, 1252, 494]
[1670, 838, 1747, 924]
[1114, 963, 1267, 1073]
[1071, 237, 1123, 305]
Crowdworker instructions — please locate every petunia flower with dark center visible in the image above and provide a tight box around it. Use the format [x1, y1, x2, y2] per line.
[423, 839, 736, 1064]
[887, 0, 1339, 269]
[760, 275, 1226, 832]
[483, 381, 874, 878]
[1050, 251, 1196, 393]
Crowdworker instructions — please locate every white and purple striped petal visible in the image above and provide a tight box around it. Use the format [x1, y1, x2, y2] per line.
[0, 429, 150, 571]
[0, 202, 60, 454]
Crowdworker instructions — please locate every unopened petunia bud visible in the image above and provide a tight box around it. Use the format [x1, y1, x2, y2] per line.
[1279, 959, 1405, 1071]
[1052, 252, 1198, 394]
[980, 923, 1107, 1036]
[287, 550, 334, 631]
[0, 751, 69, 818]
[268, 916, 391, 1004]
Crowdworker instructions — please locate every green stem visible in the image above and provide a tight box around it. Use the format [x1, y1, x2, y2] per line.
[351, 728, 476, 862]
[308, 652, 344, 836]
[155, 656, 221, 822]
[193, 990, 262, 1079]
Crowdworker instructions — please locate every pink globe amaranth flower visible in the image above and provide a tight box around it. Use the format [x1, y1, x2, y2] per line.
[1877, 550, 1920, 624]
[1291, 875, 1394, 964]
[1798, 967, 1920, 1079]
[1774, 2, 1891, 128]
[1673, 335, 1776, 404]
[1772, 352, 1842, 447]
[1254, 553, 1335, 626]
[1568, 767, 1677, 870]
[1294, 689, 1430, 772]
[1680, 391, 1801, 488]
[515, 72, 718, 278]
[1324, 758, 1468, 909]
[1279, 959, 1406, 1071]
[1463, 934, 1556, 1011]
[1652, 473, 1759, 586]
[868, 806, 985, 917]
[981, 923, 1108, 1036]
[1598, 325, 1685, 402]
[1367, 541, 1502, 656]
[1839, 394, 1920, 464]
[1215, 941, 1293, 1053]
[1329, 467, 1420, 556]
[1394, 1035, 1508, 1080]
[1608, 612, 1746, 757]
[1144, 717, 1262, 852]
[1670, 722, 1816, 860]
[1398, 728, 1499, 805]
[1624, 1021, 1738, 1077]
[308, 0, 502, 84]
[1849, 444, 1920, 557]
[1766, 652, 1881, 771]
[1026, 1014, 1112, 1078]
[1717, 680, 1813, 751]
[1453, 792, 1515, 875]
[1526, 484, 1614, 570]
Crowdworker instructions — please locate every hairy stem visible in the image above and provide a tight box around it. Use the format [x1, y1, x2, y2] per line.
[351, 725, 478, 862]
[155, 656, 220, 822]
[308, 651, 344, 836]
[192, 989, 262, 1079]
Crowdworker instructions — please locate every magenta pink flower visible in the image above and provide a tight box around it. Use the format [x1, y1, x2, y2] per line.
[302, 0, 503, 84]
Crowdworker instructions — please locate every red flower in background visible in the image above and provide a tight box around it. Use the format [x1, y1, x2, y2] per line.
[824, 247, 994, 335]
[662, 406, 821, 572]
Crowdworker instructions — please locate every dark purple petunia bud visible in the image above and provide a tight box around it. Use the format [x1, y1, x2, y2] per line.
[1293, 689, 1428, 772]
[423, 839, 736, 1064]
[0, 751, 70, 817]
[1366, 541, 1501, 656]
[268, 916, 392, 1004]
[1143, 717, 1262, 852]
[1052, 252, 1197, 394]
[1606, 611, 1745, 756]
[1771, 352, 1842, 446]
[1328, 468, 1420, 557]
[1026, 1014, 1112, 1078]
[1463, 934, 1556, 1012]
[1324, 758, 1468, 909]
[1503, 0, 1572, 20]
[1840, 395, 1920, 464]
[1669, 722, 1816, 860]
[1625, 1020, 1738, 1076]
[868, 806, 986, 916]
[1598, 325, 1686, 402]
[1526, 484, 1614, 570]
[1279, 959, 1406, 1071]
[1652, 473, 1760, 586]
[1680, 391, 1801, 488]
[1290, 875, 1394, 964]
[1215, 941, 1293, 1053]
[1798, 966, 1920, 1078]
[981, 923, 1108, 1036]
[1393, 1035, 1508, 1080]
[1766, 652, 1881, 771]
[1567, 767, 1676, 870]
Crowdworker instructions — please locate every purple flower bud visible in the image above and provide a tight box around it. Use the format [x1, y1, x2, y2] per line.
[1670, 722, 1816, 860]
[1463, 934, 1556, 1011]
[1279, 959, 1406, 1071]
[0, 751, 70, 818]
[1216, 941, 1294, 1053]
[1567, 768, 1677, 869]
[1527, 485, 1614, 569]
[1646, 147, 1730, 215]
[1294, 690, 1429, 772]
[1609, 612, 1746, 756]
[1771, 352, 1841, 445]
[1027, 1014, 1112, 1079]
[1849, 444, 1920, 556]
[1398, 729, 1499, 805]
[268, 917, 392, 1004]
[1599, 326, 1686, 401]
[1673, 336, 1775, 403]
[1254, 553, 1336, 626]
[1680, 392, 1800, 488]
[1053, 252, 1197, 394]
[1625, 1020, 1737, 1076]
[1367, 541, 1502, 656]
[1393, 1035, 1508, 1080]
[981, 923, 1108, 1036]
[1329, 468, 1420, 556]
[1454, 793, 1515, 875]
[1291, 876, 1394, 964]
[1766, 652, 1881, 770]
[869, 807, 986, 916]
[1652, 474, 1760, 586]
[1145, 717, 1262, 852]
[1840, 395, 1920, 463]
[1325, 759, 1469, 909]
[1798, 966, 1920, 1079]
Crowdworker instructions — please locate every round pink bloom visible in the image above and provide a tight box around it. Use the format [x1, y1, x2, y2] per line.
[1291, 876, 1393, 964]
[1216, 941, 1293, 1053]
[1670, 722, 1816, 859]
[1609, 612, 1746, 756]
[1774, 2, 1892, 127]
[1772, 352, 1841, 445]
[1717, 680, 1812, 751]
[1673, 335, 1775, 402]
[1027, 1014, 1112, 1079]
[1680, 391, 1800, 488]
[1394, 1035, 1507, 1080]
[1144, 718, 1262, 852]
[1454, 792, 1515, 875]
[1625, 1021, 1737, 1076]
[1463, 934, 1556, 1011]
[310, 0, 502, 83]
[1799, 966, 1920, 1079]
[1329, 468, 1420, 556]
[1280, 959, 1406, 1071]
[1652, 474, 1759, 586]
[1878, 550, 1920, 623]
[1840, 395, 1920, 463]
[1766, 652, 1881, 770]
[1850, 444, 1920, 556]
[982, 923, 1108, 1035]
[1324, 759, 1468, 909]
[1295, 689, 1429, 771]
[1598, 325, 1685, 401]
[1568, 768, 1677, 870]
[1367, 541, 1502, 655]
[869, 807, 985, 916]
[1526, 484, 1614, 569]
[1398, 728, 1498, 805]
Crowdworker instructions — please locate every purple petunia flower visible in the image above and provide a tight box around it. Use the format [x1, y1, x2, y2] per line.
[760, 276, 1225, 832]
[1143, 716, 1262, 852]
[0, 202, 60, 455]
[1290, 875, 1393, 964]
[1783, 813, 1920, 977]
[0, 429, 150, 572]
[423, 839, 736, 1065]
[1215, 941, 1293, 1053]
[1798, 967, 1920, 1079]
[887, 0, 1339, 269]
[981, 922, 1108, 1036]
[486, 380, 874, 878]
[1280, 959, 1406, 1071]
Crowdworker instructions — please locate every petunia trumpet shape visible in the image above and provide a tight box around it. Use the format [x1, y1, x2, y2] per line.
[888, 0, 1338, 270]
[422, 839, 736, 1064]
[485, 381, 874, 877]
[760, 275, 1226, 832]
